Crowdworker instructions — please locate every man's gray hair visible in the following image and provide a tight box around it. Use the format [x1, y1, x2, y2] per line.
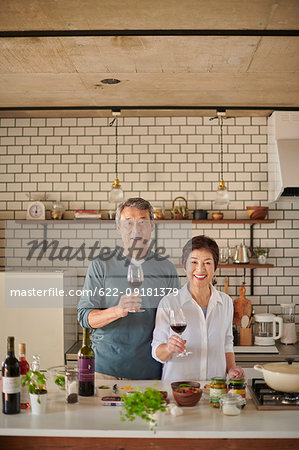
[115, 197, 154, 223]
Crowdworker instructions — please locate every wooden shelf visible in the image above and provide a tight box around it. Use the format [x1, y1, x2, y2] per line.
[219, 263, 274, 269]
[176, 264, 274, 269]
[154, 219, 274, 224]
[15, 219, 275, 224]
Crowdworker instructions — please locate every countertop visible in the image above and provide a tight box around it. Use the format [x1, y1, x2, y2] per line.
[65, 341, 299, 365]
[1, 375, 299, 439]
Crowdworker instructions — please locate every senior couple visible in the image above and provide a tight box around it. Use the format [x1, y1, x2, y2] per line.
[78, 197, 244, 382]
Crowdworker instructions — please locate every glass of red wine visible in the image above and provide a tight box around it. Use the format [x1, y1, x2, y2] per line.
[170, 308, 192, 357]
[127, 263, 145, 312]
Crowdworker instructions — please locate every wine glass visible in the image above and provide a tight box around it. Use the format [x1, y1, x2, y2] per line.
[127, 264, 145, 312]
[170, 308, 192, 357]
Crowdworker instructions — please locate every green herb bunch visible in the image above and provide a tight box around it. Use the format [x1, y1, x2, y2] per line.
[120, 387, 166, 430]
[21, 370, 47, 404]
[54, 375, 65, 389]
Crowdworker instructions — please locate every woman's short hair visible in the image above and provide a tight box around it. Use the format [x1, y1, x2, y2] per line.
[182, 235, 219, 270]
[115, 197, 154, 223]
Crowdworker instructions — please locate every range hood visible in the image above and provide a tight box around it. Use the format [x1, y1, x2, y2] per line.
[268, 112, 299, 202]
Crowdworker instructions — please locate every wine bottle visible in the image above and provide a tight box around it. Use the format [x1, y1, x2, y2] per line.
[78, 328, 95, 396]
[2, 336, 20, 414]
[19, 343, 30, 409]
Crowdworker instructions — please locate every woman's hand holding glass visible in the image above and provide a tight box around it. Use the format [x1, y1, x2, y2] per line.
[169, 308, 192, 357]
[166, 334, 187, 356]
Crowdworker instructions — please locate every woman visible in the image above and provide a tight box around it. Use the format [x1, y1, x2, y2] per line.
[152, 235, 245, 382]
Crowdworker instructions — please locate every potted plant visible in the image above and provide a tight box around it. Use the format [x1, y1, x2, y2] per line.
[120, 387, 167, 431]
[253, 247, 269, 264]
[22, 370, 47, 414]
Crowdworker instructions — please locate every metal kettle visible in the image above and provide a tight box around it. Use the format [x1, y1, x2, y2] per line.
[234, 242, 250, 264]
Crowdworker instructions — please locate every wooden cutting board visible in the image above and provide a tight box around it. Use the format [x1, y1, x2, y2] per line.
[233, 283, 252, 326]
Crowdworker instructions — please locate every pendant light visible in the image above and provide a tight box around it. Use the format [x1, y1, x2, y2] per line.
[214, 113, 230, 208]
[109, 110, 124, 204]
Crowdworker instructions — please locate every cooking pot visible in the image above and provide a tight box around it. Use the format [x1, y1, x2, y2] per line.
[254, 362, 299, 393]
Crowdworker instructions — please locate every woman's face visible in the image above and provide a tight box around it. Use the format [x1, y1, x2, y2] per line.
[185, 248, 215, 289]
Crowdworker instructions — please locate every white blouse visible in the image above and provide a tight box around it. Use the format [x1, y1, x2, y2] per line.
[151, 283, 234, 382]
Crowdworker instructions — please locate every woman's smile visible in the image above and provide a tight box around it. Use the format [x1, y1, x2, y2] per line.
[193, 273, 207, 280]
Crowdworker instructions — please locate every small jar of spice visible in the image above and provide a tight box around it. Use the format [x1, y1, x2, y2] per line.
[210, 377, 227, 408]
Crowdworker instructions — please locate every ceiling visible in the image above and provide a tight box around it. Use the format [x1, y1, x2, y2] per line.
[0, 0, 299, 117]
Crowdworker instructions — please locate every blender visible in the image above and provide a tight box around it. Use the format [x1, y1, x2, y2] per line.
[254, 313, 283, 346]
[280, 303, 297, 345]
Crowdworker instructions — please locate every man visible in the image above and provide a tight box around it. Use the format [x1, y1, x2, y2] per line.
[78, 197, 180, 379]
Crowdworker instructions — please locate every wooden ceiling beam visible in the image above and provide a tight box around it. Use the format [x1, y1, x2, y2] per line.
[1, 29, 299, 38]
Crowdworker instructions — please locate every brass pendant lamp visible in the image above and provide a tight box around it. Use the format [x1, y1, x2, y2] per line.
[109, 110, 124, 204]
[214, 113, 230, 208]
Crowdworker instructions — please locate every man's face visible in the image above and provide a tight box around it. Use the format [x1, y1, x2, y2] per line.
[117, 206, 153, 255]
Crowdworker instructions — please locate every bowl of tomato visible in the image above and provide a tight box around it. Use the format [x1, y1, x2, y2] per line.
[171, 381, 202, 407]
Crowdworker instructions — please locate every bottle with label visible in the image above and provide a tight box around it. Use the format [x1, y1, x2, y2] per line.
[19, 343, 30, 409]
[78, 328, 95, 396]
[209, 377, 227, 408]
[228, 378, 246, 404]
[2, 336, 21, 414]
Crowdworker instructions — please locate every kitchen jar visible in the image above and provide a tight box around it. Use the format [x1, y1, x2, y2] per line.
[210, 377, 227, 408]
[220, 393, 245, 416]
[51, 201, 65, 220]
[228, 378, 246, 403]
[65, 369, 78, 404]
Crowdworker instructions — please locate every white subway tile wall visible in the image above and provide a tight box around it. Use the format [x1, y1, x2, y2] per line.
[0, 116, 298, 331]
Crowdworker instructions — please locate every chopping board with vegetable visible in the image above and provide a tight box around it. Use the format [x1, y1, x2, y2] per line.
[233, 284, 252, 326]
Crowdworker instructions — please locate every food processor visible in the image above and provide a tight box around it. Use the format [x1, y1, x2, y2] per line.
[280, 303, 297, 345]
[254, 313, 283, 346]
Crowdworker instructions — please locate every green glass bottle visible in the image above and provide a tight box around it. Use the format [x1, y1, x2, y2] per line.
[78, 328, 95, 396]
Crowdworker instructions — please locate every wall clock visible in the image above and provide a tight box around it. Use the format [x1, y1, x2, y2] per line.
[26, 201, 46, 220]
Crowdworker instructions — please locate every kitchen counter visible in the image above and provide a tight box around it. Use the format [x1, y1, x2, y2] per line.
[235, 342, 299, 367]
[1, 376, 299, 449]
[66, 341, 299, 366]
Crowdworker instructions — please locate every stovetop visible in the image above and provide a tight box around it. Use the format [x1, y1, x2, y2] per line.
[248, 378, 299, 410]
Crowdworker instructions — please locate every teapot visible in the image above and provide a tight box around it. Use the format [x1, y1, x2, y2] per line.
[233, 242, 250, 264]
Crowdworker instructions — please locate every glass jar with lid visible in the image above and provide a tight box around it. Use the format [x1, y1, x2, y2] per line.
[65, 369, 78, 404]
[209, 377, 227, 408]
[220, 393, 246, 415]
[51, 201, 65, 220]
[228, 378, 246, 402]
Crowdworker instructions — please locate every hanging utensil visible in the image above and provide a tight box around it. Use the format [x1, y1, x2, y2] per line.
[241, 315, 249, 328]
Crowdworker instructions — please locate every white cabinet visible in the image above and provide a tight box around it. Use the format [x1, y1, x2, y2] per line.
[0, 270, 77, 369]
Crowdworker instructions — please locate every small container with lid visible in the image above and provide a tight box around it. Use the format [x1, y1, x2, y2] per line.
[65, 369, 78, 404]
[228, 378, 246, 404]
[210, 377, 227, 408]
[220, 393, 246, 415]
